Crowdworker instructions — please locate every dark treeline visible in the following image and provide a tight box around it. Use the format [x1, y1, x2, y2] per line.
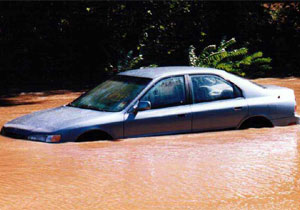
[0, 1, 299, 95]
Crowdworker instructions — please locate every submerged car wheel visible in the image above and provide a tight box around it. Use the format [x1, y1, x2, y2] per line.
[77, 130, 113, 142]
[239, 117, 273, 129]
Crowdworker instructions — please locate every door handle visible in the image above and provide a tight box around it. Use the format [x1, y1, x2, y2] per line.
[234, 107, 243, 111]
[177, 114, 187, 118]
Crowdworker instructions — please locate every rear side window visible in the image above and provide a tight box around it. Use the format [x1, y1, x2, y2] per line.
[190, 74, 241, 103]
[141, 76, 186, 109]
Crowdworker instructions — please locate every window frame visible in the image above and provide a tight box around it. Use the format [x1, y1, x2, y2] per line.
[187, 73, 244, 104]
[138, 75, 189, 110]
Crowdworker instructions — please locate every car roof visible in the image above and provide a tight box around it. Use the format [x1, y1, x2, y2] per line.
[118, 66, 226, 79]
[118, 66, 266, 98]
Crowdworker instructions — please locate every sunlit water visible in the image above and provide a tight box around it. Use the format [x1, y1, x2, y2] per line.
[1, 78, 300, 209]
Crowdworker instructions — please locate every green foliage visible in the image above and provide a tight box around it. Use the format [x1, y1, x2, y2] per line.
[105, 48, 158, 73]
[189, 37, 272, 76]
[105, 50, 144, 73]
[140, 64, 158, 69]
[2, 1, 300, 93]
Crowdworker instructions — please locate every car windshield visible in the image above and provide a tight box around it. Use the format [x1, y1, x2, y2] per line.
[69, 75, 151, 112]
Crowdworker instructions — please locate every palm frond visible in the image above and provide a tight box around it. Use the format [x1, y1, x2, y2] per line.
[218, 37, 236, 51]
[188, 37, 272, 76]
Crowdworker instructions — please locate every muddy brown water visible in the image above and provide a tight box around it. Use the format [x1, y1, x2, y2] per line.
[1, 78, 300, 209]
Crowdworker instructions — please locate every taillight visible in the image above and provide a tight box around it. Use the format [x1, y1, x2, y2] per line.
[295, 104, 297, 112]
[288, 122, 297, 126]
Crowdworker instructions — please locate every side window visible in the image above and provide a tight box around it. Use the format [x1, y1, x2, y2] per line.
[190, 75, 241, 103]
[141, 76, 186, 109]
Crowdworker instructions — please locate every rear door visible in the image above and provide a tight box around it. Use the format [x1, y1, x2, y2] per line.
[189, 74, 248, 131]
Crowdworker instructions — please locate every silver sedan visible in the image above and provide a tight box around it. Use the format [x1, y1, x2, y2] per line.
[1, 67, 299, 142]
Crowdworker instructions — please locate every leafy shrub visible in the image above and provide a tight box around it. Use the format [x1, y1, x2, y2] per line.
[105, 50, 144, 73]
[189, 37, 272, 76]
[105, 49, 158, 73]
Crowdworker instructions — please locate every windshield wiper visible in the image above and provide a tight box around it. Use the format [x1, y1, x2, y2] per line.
[67, 103, 108, 112]
[67, 103, 76, 107]
[78, 104, 108, 112]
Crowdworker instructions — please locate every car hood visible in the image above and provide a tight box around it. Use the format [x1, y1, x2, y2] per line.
[4, 106, 115, 133]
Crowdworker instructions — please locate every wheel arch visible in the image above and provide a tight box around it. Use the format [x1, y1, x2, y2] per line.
[238, 115, 274, 129]
[76, 129, 114, 142]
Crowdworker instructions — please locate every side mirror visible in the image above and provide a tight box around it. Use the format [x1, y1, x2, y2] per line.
[136, 101, 151, 112]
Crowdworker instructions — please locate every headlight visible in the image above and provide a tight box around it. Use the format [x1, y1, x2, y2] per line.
[28, 134, 61, 143]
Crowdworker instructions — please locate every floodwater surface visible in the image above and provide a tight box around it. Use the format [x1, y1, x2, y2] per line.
[1, 78, 300, 209]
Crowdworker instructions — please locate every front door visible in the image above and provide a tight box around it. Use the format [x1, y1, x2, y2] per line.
[124, 76, 192, 138]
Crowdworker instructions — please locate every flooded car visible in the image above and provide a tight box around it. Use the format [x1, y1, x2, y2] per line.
[1, 67, 299, 143]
